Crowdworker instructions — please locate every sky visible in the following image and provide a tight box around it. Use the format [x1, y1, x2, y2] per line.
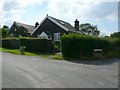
[0, 0, 119, 36]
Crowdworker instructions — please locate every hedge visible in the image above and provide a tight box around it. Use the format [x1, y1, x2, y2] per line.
[110, 38, 120, 57]
[20, 37, 55, 53]
[2, 38, 20, 49]
[61, 34, 112, 58]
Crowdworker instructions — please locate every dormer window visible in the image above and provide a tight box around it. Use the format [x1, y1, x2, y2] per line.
[60, 21, 64, 25]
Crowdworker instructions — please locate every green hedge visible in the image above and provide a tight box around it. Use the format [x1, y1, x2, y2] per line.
[20, 37, 55, 53]
[61, 34, 112, 58]
[111, 38, 120, 57]
[2, 38, 20, 49]
[112, 38, 120, 49]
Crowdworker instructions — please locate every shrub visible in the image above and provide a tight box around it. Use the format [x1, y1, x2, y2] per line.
[2, 38, 20, 49]
[110, 38, 120, 57]
[112, 38, 120, 49]
[20, 37, 55, 53]
[61, 34, 112, 59]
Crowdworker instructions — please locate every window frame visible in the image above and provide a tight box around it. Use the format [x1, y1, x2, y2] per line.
[54, 32, 60, 42]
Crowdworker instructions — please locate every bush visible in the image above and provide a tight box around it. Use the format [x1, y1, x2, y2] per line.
[110, 38, 120, 57]
[2, 38, 20, 49]
[112, 38, 120, 49]
[61, 34, 112, 59]
[20, 37, 55, 53]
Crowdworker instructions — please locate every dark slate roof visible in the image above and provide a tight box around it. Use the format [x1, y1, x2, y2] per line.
[14, 21, 35, 33]
[49, 16, 76, 31]
[31, 15, 78, 35]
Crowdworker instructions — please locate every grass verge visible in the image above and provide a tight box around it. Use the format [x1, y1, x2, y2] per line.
[0, 48, 64, 60]
[49, 54, 64, 60]
[0, 48, 39, 56]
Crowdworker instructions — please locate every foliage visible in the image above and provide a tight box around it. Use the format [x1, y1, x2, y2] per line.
[0, 25, 9, 38]
[2, 38, 20, 49]
[110, 32, 120, 38]
[111, 38, 120, 53]
[16, 26, 28, 37]
[3, 25, 9, 29]
[1, 48, 41, 56]
[20, 37, 55, 53]
[61, 34, 111, 59]
[51, 54, 64, 60]
[79, 23, 100, 36]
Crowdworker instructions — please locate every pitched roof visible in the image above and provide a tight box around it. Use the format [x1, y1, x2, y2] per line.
[49, 16, 76, 31]
[13, 21, 35, 33]
[31, 15, 78, 35]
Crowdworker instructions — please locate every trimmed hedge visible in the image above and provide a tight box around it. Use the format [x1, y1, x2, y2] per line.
[2, 38, 20, 49]
[111, 38, 120, 57]
[112, 38, 120, 49]
[61, 34, 112, 58]
[20, 37, 55, 53]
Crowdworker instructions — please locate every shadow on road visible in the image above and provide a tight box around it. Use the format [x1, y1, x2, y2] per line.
[66, 58, 119, 65]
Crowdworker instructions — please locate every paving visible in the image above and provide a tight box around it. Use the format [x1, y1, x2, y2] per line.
[2, 52, 118, 88]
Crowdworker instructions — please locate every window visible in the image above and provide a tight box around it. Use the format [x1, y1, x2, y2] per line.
[54, 33, 60, 42]
[37, 32, 48, 39]
[60, 21, 64, 25]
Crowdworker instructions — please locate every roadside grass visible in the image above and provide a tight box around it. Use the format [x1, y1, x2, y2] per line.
[0, 48, 64, 60]
[49, 54, 64, 60]
[1, 48, 39, 56]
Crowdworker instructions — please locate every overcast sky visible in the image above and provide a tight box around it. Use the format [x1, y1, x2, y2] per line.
[1, 0, 119, 36]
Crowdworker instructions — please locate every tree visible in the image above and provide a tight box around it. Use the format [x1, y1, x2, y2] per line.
[79, 23, 100, 36]
[110, 32, 120, 38]
[3, 25, 9, 29]
[17, 26, 28, 37]
[0, 25, 9, 38]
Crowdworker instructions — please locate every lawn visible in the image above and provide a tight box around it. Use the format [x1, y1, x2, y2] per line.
[0, 48, 64, 60]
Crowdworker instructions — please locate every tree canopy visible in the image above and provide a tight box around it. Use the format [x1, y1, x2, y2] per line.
[79, 23, 100, 36]
[16, 26, 28, 37]
[0, 25, 9, 38]
[110, 32, 120, 38]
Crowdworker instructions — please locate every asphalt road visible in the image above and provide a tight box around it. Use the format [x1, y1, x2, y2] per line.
[2, 52, 118, 88]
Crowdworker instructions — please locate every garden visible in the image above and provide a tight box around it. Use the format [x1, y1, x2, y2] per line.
[1, 33, 120, 60]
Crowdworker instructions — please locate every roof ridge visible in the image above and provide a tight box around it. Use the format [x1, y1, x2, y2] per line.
[48, 16, 70, 24]
[15, 21, 34, 27]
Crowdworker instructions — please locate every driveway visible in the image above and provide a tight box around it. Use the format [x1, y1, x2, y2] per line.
[2, 52, 118, 88]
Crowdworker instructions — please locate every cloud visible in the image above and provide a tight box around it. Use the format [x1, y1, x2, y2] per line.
[47, 1, 118, 25]
[106, 12, 118, 21]
[1, 0, 25, 26]
[16, 0, 44, 8]
[2, 1, 19, 12]
[1, 0, 45, 27]
[47, 0, 95, 25]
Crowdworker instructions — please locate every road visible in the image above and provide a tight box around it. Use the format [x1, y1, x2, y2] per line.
[2, 52, 118, 88]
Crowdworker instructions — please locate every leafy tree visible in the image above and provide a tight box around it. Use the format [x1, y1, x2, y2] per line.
[79, 23, 100, 36]
[17, 26, 28, 37]
[3, 25, 9, 29]
[0, 25, 9, 38]
[110, 32, 120, 38]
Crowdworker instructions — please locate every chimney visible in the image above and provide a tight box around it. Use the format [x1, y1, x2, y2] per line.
[74, 19, 79, 31]
[35, 22, 39, 28]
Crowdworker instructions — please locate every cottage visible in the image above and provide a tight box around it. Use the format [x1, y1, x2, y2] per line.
[31, 15, 80, 42]
[9, 21, 35, 37]
[9, 15, 80, 42]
